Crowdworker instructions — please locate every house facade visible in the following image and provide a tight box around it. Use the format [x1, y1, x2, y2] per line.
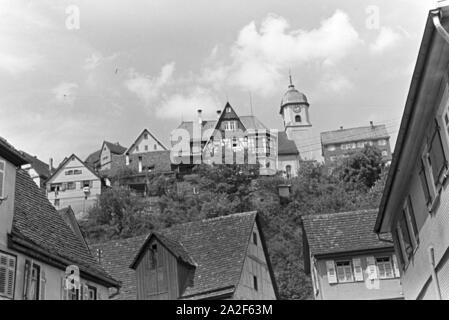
[99, 141, 127, 171]
[0, 137, 119, 300]
[46, 154, 102, 219]
[375, 3, 449, 300]
[302, 210, 403, 300]
[321, 123, 392, 171]
[92, 211, 278, 300]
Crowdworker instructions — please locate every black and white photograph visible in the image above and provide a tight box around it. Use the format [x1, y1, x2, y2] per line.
[0, 0, 448, 304]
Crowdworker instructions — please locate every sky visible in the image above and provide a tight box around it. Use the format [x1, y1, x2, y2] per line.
[0, 0, 437, 165]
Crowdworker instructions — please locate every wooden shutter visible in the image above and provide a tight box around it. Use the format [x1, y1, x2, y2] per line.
[392, 255, 400, 277]
[366, 256, 378, 280]
[22, 259, 32, 300]
[60, 276, 67, 300]
[428, 121, 447, 184]
[352, 258, 364, 281]
[0, 253, 16, 299]
[419, 160, 432, 205]
[326, 260, 337, 284]
[39, 269, 46, 300]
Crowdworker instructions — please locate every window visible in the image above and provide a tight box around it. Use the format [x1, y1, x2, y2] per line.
[224, 121, 237, 131]
[0, 252, 16, 299]
[65, 170, 73, 175]
[144, 133, 148, 140]
[357, 142, 365, 148]
[87, 285, 97, 300]
[427, 120, 447, 185]
[150, 244, 158, 269]
[154, 144, 157, 150]
[419, 159, 432, 206]
[226, 107, 231, 113]
[253, 232, 258, 246]
[395, 200, 419, 268]
[376, 257, 394, 279]
[67, 182, 75, 190]
[0, 160, 4, 199]
[335, 261, 353, 283]
[286, 165, 292, 179]
[73, 169, 82, 175]
[253, 276, 258, 291]
[295, 115, 301, 123]
[68, 288, 80, 300]
[29, 264, 40, 300]
[144, 145, 148, 151]
[83, 180, 91, 188]
[54, 199, 60, 207]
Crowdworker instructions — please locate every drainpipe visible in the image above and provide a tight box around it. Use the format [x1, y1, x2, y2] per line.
[428, 246, 442, 300]
[432, 7, 449, 44]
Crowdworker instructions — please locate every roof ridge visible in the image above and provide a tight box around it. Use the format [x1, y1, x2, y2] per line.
[321, 124, 387, 135]
[302, 208, 378, 220]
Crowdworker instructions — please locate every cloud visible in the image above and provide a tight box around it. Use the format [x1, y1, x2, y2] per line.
[53, 82, 79, 105]
[320, 73, 354, 94]
[0, 52, 40, 75]
[370, 27, 402, 54]
[156, 87, 221, 120]
[125, 62, 175, 105]
[227, 10, 361, 94]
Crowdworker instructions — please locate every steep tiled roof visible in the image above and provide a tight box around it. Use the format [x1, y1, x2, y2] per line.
[20, 151, 50, 179]
[302, 209, 393, 257]
[11, 169, 119, 287]
[104, 141, 127, 155]
[0, 136, 27, 166]
[91, 211, 262, 299]
[278, 131, 299, 155]
[320, 125, 390, 145]
[105, 150, 172, 177]
[85, 149, 101, 168]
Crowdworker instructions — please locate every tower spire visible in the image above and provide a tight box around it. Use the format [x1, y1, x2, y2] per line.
[288, 69, 293, 87]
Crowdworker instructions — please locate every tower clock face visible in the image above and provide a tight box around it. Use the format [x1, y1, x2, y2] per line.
[293, 105, 301, 113]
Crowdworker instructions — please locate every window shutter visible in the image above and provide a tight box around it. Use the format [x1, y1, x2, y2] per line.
[419, 160, 432, 205]
[0, 255, 7, 296]
[83, 284, 89, 300]
[366, 256, 378, 279]
[392, 255, 400, 277]
[352, 258, 364, 281]
[22, 259, 31, 300]
[60, 276, 66, 300]
[429, 121, 447, 184]
[326, 260, 337, 284]
[40, 270, 46, 300]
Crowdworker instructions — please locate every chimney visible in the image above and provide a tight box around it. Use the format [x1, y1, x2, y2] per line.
[216, 110, 222, 119]
[49, 158, 54, 172]
[197, 109, 203, 125]
[370, 121, 374, 128]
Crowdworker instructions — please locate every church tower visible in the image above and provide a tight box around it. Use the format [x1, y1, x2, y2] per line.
[280, 76, 314, 159]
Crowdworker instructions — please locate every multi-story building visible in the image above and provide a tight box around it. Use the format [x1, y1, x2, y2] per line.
[0, 137, 119, 300]
[46, 154, 102, 219]
[302, 210, 403, 300]
[19, 151, 51, 189]
[375, 3, 449, 300]
[98, 141, 127, 171]
[91, 211, 278, 300]
[321, 122, 392, 170]
[171, 79, 312, 177]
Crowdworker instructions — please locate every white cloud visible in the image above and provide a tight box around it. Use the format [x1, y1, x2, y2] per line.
[370, 27, 402, 54]
[227, 10, 361, 94]
[156, 87, 221, 120]
[319, 73, 354, 94]
[125, 62, 175, 105]
[0, 52, 40, 75]
[53, 82, 79, 105]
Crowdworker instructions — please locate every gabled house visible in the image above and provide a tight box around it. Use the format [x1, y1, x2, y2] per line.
[91, 211, 278, 300]
[99, 141, 127, 171]
[19, 151, 51, 189]
[172, 103, 279, 176]
[375, 3, 449, 300]
[46, 154, 102, 219]
[302, 210, 403, 300]
[320, 123, 392, 171]
[125, 128, 168, 155]
[0, 137, 119, 300]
